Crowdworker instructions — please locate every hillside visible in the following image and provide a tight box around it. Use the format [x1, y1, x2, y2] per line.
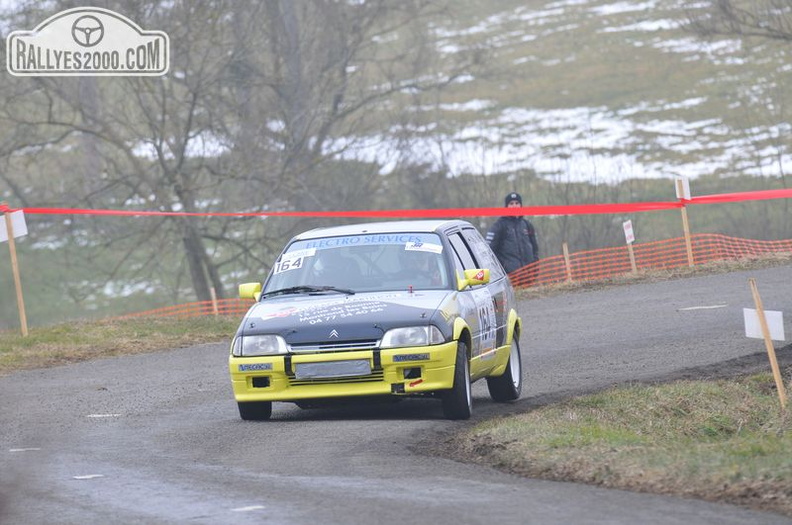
[376, 0, 791, 183]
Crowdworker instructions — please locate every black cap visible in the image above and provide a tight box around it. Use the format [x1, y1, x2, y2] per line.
[505, 192, 522, 206]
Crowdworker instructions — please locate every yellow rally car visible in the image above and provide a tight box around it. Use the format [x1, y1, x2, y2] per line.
[229, 219, 523, 420]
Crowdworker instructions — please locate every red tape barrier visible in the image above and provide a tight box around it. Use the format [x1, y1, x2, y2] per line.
[2, 188, 791, 218]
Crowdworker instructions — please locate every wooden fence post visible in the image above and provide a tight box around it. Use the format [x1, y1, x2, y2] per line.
[210, 287, 219, 316]
[627, 243, 637, 274]
[749, 278, 787, 409]
[676, 179, 694, 267]
[562, 242, 573, 282]
[2, 203, 28, 336]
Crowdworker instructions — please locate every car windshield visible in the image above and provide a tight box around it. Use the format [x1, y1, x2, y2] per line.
[263, 232, 450, 294]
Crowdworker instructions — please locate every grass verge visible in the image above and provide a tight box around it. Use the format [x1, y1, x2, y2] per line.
[0, 316, 236, 376]
[434, 372, 792, 517]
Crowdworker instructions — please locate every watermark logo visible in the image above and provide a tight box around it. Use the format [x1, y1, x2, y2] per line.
[6, 7, 169, 76]
[72, 15, 105, 47]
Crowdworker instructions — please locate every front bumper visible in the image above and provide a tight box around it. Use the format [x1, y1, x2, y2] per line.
[229, 341, 458, 403]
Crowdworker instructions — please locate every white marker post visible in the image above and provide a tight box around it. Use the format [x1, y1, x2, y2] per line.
[675, 177, 694, 267]
[623, 219, 637, 274]
[746, 278, 787, 408]
[1, 203, 28, 336]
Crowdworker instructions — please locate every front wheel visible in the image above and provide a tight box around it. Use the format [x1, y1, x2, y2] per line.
[237, 401, 273, 421]
[486, 337, 523, 402]
[441, 341, 472, 420]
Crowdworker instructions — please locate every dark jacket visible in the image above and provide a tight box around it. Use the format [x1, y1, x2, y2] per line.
[486, 216, 539, 274]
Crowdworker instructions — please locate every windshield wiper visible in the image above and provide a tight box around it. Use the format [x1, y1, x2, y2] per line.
[262, 285, 355, 298]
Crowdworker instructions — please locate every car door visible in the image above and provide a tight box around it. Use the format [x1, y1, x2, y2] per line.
[446, 230, 499, 378]
[460, 226, 511, 352]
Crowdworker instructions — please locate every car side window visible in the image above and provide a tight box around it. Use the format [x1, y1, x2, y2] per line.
[447, 233, 478, 270]
[461, 227, 505, 280]
[450, 247, 465, 277]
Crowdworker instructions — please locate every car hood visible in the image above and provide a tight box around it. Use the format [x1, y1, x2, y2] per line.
[239, 290, 455, 344]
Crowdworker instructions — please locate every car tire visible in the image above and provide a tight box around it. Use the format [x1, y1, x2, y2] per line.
[237, 401, 273, 421]
[486, 337, 523, 402]
[441, 341, 472, 420]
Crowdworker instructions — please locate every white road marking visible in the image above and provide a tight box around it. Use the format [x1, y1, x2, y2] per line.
[678, 304, 728, 311]
[231, 505, 267, 512]
[85, 413, 121, 418]
[73, 474, 104, 480]
[9, 448, 41, 452]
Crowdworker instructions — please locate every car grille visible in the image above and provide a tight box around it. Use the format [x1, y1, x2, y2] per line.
[284, 342, 383, 386]
[289, 340, 379, 353]
[287, 369, 385, 386]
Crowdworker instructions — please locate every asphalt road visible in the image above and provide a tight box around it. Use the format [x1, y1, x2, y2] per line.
[2, 266, 791, 524]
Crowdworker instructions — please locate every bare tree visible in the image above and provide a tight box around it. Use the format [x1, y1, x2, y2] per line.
[0, 0, 260, 302]
[688, 0, 792, 41]
[0, 0, 485, 307]
[247, 0, 485, 210]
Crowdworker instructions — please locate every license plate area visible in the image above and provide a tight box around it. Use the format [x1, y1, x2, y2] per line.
[294, 359, 371, 380]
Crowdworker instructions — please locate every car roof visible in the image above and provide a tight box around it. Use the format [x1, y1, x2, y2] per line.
[293, 219, 473, 241]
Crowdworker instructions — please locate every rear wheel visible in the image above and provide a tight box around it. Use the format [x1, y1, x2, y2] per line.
[237, 401, 273, 421]
[441, 341, 472, 420]
[486, 337, 523, 402]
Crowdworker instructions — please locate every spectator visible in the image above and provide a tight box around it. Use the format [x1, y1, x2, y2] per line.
[486, 192, 540, 276]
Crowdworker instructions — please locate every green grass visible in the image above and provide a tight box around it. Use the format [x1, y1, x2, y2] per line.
[444, 376, 792, 517]
[0, 316, 236, 375]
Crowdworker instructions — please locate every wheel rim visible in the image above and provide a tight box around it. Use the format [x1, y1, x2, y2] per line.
[509, 339, 521, 389]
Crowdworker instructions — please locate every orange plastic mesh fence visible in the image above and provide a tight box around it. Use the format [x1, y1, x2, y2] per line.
[116, 298, 250, 320]
[509, 233, 792, 288]
[120, 234, 792, 319]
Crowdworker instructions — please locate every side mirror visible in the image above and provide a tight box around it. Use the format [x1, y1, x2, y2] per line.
[456, 269, 490, 290]
[239, 282, 262, 301]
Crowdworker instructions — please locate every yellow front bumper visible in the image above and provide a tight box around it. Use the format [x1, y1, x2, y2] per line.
[229, 341, 458, 403]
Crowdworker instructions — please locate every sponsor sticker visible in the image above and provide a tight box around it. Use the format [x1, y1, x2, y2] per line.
[259, 307, 298, 321]
[393, 353, 430, 362]
[273, 248, 316, 274]
[238, 363, 273, 372]
[298, 300, 387, 325]
[284, 248, 317, 259]
[405, 241, 443, 254]
[302, 233, 433, 249]
[471, 288, 496, 353]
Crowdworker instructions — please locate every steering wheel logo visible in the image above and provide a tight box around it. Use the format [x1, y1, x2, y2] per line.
[71, 15, 104, 47]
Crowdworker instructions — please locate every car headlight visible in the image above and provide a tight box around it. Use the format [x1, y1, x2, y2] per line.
[233, 334, 288, 356]
[381, 326, 445, 348]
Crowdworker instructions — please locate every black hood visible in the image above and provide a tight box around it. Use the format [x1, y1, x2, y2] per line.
[239, 291, 454, 345]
